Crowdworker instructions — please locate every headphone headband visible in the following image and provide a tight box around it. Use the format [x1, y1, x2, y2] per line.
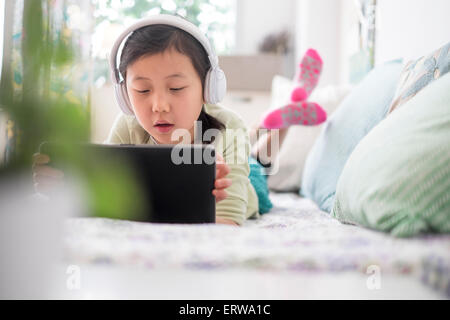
[109, 14, 218, 84]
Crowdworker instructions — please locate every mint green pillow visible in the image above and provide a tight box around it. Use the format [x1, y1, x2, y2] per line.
[300, 60, 403, 213]
[331, 72, 450, 237]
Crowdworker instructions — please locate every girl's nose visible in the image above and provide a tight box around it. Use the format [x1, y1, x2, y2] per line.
[151, 94, 170, 113]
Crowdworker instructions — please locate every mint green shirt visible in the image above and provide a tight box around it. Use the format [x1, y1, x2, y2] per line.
[105, 103, 260, 225]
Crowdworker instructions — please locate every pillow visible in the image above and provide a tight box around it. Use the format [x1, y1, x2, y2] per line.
[300, 60, 403, 212]
[331, 72, 450, 237]
[266, 76, 352, 192]
[388, 41, 450, 114]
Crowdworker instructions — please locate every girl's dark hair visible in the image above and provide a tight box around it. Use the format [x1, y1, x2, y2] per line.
[119, 24, 225, 143]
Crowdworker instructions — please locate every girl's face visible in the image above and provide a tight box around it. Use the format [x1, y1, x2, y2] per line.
[125, 48, 204, 144]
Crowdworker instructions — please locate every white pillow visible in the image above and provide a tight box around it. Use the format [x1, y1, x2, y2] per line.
[267, 76, 352, 192]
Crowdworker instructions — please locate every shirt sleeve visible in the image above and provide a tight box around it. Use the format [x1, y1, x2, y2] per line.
[104, 114, 131, 144]
[214, 123, 252, 226]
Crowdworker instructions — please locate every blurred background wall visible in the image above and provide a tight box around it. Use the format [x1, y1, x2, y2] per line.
[375, 0, 450, 63]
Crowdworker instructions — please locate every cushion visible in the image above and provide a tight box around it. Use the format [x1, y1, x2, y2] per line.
[388, 41, 450, 114]
[300, 60, 403, 212]
[266, 76, 352, 192]
[331, 72, 450, 237]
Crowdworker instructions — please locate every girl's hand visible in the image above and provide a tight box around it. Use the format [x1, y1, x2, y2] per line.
[216, 217, 238, 226]
[32, 153, 65, 196]
[213, 153, 232, 203]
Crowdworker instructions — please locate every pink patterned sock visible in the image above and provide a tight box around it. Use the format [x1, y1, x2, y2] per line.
[290, 48, 323, 102]
[261, 101, 327, 129]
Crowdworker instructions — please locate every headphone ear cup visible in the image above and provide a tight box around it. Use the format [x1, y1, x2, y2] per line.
[204, 68, 227, 104]
[114, 82, 134, 115]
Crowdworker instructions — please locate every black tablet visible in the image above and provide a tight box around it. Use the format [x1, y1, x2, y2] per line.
[39, 142, 216, 224]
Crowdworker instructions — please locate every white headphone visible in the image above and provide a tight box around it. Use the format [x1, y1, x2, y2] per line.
[109, 14, 227, 115]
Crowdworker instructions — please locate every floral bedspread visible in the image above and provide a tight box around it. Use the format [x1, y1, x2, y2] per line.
[63, 193, 450, 297]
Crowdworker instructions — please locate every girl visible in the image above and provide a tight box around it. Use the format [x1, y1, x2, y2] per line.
[33, 14, 326, 226]
[34, 14, 251, 226]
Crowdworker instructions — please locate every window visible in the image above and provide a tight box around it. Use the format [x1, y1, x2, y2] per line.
[92, 0, 236, 86]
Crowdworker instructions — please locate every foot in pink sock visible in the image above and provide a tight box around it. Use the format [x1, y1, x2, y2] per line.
[290, 48, 323, 102]
[262, 101, 327, 129]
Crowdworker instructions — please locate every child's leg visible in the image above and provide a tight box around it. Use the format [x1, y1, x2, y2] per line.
[249, 120, 261, 147]
[260, 48, 326, 130]
[251, 126, 288, 167]
[248, 127, 288, 214]
[261, 101, 327, 129]
[291, 48, 323, 102]
[250, 48, 325, 164]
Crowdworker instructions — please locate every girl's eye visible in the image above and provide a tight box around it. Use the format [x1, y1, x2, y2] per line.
[136, 90, 149, 94]
[170, 87, 186, 92]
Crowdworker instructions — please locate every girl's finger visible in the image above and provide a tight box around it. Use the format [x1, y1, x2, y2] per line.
[213, 189, 228, 202]
[32, 153, 50, 166]
[215, 178, 232, 189]
[34, 179, 64, 194]
[33, 165, 64, 179]
[216, 162, 230, 178]
[216, 217, 238, 225]
[33, 175, 65, 187]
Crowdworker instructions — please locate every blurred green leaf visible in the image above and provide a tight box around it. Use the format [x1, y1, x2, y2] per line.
[1, 0, 147, 222]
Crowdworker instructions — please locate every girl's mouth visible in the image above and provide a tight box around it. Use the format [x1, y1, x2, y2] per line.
[154, 123, 174, 133]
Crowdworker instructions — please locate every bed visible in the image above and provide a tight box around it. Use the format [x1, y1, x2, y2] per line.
[61, 192, 450, 299]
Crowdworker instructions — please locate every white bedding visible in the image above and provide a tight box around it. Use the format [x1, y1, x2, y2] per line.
[63, 192, 450, 299]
